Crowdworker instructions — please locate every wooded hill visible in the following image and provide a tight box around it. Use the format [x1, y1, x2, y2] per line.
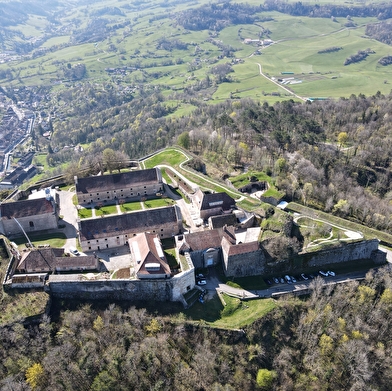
[43, 90, 392, 236]
[1, 267, 391, 390]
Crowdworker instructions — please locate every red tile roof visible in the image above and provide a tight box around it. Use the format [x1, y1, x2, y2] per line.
[129, 233, 170, 276]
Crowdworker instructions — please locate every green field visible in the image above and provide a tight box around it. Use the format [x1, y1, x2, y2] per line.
[184, 294, 277, 329]
[142, 148, 189, 169]
[143, 198, 176, 208]
[1, 0, 391, 103]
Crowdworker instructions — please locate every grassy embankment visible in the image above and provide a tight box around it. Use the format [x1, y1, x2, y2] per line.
[184, 294, 277, 330]
[288, 202, 392, 247]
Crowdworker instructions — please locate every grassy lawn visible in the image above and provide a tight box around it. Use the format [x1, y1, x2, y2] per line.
[221, 272, 269, 291]
[160, 168, 172, 184]
[143, 198, 176, 208]
[78, 208, 93, 219]
[184, 294, 277, 329]
[230, 171, 273, 188]
[72, 194, 78, 205]
[95, 204, 118, 216]
[142, 148, 189, 169]
[13, 232, 67, 249]
[120, 202, 143, 213]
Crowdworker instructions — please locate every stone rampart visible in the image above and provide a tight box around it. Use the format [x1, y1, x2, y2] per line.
[264, 239, 384, 275]
[305, 239, 380, 268]
[47, 270, 195, 303]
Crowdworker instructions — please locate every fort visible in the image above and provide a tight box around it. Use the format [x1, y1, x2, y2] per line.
[1, 166, 387, 306]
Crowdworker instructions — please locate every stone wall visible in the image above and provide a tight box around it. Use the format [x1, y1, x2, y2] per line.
[224, 249, 266, 277]
[263, 239, 384, 275]
[305, 239, 380, 267]
[77, 182, 163, 206]
[47, 270, 195, 303]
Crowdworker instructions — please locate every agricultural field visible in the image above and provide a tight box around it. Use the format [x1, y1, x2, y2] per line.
[0, 0, 391, 105]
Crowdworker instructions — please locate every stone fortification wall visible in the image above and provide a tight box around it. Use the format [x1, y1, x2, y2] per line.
[171, 268, 195, 302]
[224, 249, 266, 277]
[264, 239, 384, 275]
[305, 239, 381, 268]
[48, 270, 195, 303]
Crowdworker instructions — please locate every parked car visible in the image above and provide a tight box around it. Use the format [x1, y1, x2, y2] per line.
[279, 277, 285, 284]
[301, 273, 308, 280]
[197, 280, 207, 286]
[265, 279, 272, 285]
[290, 276, 297, 283]
[69, 247, 80, 256]
[319, 270, 328, 277]
[327, 270, 335, 276]
[196, 274, 204, 279]
[284, 275, 292, 284]
[273, 277, 279, 284]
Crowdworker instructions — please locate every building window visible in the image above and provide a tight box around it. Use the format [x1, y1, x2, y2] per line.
[88, 247, 91, 250]
[105, 238, 107, 241]
[97, 193, 99, 195]
[87, 241, 90, 244]
[96, 240, 99, 243]
[29, 221, 34, 228]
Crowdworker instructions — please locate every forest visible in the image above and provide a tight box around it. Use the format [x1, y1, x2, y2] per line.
[0, 267, 391, 390]
[42, 89, 392, 235]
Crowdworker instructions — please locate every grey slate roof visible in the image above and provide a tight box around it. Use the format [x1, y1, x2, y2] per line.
[209, 213, 238, 229]
[0, 198, 55, 219]
[76, 168, 162, 194]
[199, 192, 235, 212]
[79, 206, 180, 240]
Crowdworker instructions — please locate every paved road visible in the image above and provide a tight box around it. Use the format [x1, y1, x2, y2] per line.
[200, 268, 379, 300]
[57, 190, 79, 252]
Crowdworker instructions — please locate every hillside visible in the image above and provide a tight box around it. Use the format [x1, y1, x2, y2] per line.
[0, 267, 391, 390]
[0, 0, 392, 102]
